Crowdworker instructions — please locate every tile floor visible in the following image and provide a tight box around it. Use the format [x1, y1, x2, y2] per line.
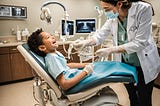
[0, 80, 159, 106]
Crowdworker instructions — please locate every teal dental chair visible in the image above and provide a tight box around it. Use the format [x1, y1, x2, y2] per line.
[17, 43, 136, 106]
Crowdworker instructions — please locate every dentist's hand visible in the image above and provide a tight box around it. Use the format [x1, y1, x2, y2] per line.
[73, 40, 88, 51]
[95, 46, 125, 58]
[73, 37, 96, 50]
[83, 63, 94, 76]
[95, 48, 112, 58]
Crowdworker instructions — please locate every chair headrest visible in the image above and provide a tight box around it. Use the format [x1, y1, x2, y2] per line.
[20, 43, 62, 98]
[22, 43, 46, 70]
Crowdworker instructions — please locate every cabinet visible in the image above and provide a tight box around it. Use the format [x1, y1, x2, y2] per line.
[0, 46, 33, 84]
[154, 73, 160, 88]
[0, 47, 12, 82]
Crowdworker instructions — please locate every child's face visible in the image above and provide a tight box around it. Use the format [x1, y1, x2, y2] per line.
[39, 31, 58, 53]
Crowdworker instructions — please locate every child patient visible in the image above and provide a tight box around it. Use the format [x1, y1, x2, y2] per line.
[27, 28, 93, 90]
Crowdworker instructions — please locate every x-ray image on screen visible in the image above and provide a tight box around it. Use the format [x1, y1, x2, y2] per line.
[76, 19, 96, 33]
[12, 7, 26, 17]
[62, 20, 74, 36]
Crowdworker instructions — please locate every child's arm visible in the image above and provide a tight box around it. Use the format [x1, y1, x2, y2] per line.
[56, 64, 93, 90]
[67, 62, 89, 68]
[56, 70, 87, 90]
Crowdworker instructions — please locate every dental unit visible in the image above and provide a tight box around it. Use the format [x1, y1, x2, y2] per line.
[76, 6, 104, 62]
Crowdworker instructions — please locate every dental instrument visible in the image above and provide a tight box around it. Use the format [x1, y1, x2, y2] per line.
[73, 33, 95, 63]
[72, 7, 103, 62]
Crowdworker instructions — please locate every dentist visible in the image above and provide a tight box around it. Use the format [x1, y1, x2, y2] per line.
[74, 0, 160, 106]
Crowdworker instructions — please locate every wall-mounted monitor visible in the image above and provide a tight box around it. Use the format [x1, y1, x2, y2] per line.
[75, 18, 96, 34]
[0, 5, 27, 19]
[61, 20, 74, 36]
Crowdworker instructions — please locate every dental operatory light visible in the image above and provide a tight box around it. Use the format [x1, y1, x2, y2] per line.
[40, 1, 69, 24]
[40, 7, 52, 23]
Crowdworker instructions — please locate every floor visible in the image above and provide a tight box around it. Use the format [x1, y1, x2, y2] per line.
[0, 80, 160, 106]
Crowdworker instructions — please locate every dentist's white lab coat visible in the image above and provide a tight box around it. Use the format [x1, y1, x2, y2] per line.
[93, 2, 160, 84]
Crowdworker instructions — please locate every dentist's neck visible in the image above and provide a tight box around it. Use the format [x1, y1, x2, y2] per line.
[118, 3, 130, 22]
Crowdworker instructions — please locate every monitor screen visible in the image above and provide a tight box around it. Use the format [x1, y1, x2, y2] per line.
[76, 18, 96, 33]
[61, 20, 74, 36]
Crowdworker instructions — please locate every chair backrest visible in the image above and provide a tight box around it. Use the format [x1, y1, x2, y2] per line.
[17, 43, 62, 98]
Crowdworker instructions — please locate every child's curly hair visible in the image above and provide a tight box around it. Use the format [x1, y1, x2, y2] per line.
[27, 28, 46, 57]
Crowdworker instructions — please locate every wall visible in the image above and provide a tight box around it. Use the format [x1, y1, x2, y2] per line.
[0, 0, 102, 36]
[147, 0, 160, 25]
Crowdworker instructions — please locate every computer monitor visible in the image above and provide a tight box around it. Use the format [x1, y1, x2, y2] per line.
[61, 20, 74, 36]
[75, 18, 96, 34]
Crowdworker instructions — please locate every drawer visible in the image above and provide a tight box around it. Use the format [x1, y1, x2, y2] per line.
[0, 47, 9, 54]
[9, 46, 19, 53]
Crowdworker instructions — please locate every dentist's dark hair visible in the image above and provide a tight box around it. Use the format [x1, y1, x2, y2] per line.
[100, 0, 154, 16]
[27, 28, 46, 57]
[100, 0, 131, 7]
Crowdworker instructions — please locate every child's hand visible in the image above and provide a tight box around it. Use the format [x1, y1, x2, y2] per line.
[83, 63, 94, 75]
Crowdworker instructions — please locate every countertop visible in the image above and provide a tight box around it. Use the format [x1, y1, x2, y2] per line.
[0, 42, 24, 47]
[0, 41, 74, 48]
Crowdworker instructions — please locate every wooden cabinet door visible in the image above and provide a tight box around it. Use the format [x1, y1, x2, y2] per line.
[0, 53, 12, 83]
[154, 73, 160, 88]
[10, 47, 33, 80]
[0, 47, 12, 83]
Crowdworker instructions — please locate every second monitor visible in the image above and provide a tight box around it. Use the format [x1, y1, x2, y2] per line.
[75, 18, 96, 33]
